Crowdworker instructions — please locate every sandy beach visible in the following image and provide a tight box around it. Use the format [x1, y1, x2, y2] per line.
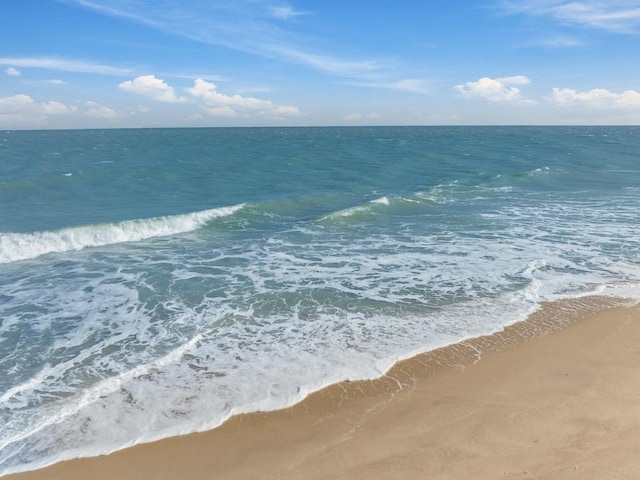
[6, 297, 640, 480]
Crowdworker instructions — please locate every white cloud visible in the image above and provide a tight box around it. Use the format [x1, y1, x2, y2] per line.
[392, 79, 430, 94]
[521, 34, 583, 48]
[84, 102, 119, 118]
[64, 1, 386, 79]
[550, 87, 640, 108]
[0, 94, 34, 113]
[119, 75, 188, 102]
[0, 57, 131, 75]
[502, 1, 640, 34]
[270, 105, 301, 115]
[187, 78, 301, 117]
[454, 75, 534, 103]
[0, 94, 117, 125]
[41, 101, 77, 115]
[270, 46, 383, 77]
[5, 67, 20, 77]
[234, 85, 274, 94]
[270, 4, 309, 20]
[353, 78, 430, 95]
[86, 105, 119, 118]
[49, 79, 66, 85]
[344, 112, 381, 121]
[203, 106, 238, 118]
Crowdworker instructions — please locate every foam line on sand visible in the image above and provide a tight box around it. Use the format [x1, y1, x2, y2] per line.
[6, 297, 640, 479]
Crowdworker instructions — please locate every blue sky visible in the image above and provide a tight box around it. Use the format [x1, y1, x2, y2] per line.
[1, 0, 640, 128]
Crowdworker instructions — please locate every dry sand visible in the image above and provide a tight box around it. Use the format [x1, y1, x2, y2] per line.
[6, 298, 640, 479]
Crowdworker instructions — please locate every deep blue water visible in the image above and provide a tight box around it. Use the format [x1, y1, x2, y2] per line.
[1, 126, 640, 475]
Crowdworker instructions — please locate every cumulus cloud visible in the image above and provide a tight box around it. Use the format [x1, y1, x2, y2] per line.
[119, 75, 188, 102]
[454, 75, 534, 103]
[0, 94, 34, 112]
[202, 106, 238, 118]
[0, 94, 117, 125]
[550, 87, 640, 108]
[41, 101, 77, 115]
[0, 95, 77, 116]
[344, 112, 381, 121]
[186, 78, 301, 117]
[86, 105, 119, 118]
[5, 67, 20, 77]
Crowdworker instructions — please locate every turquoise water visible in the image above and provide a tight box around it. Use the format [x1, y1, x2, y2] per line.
[1, 126, 640, 474]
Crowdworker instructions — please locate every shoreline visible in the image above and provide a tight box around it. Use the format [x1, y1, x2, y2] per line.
[5, 295, 640, 479]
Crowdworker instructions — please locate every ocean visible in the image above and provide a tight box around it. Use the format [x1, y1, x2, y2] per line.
[1, 126, 640, 475]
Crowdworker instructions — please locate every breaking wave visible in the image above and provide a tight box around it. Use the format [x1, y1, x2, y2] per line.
[0, 204, 244, 264]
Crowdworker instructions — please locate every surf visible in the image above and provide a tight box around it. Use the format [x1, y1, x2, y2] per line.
[0, 204, 244, 264]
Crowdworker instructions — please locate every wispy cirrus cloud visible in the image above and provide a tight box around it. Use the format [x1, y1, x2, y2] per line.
[519, 34, 584, 48]
[59, 1, 393, 80]
[268, 46, 383, 77]
[0, 56, 131, 75]
[501, 1, 640, 34]
[350, 78, 431, 95]
[269, 4, 310, 20]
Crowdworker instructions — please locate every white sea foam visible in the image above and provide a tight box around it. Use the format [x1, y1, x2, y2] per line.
[319, 196, 390, 220]
[4, 193, 640, 473]
[0, 365, 58, 404]
[3, 194, 640, 475]
[3, 127, 640, 476]
[371, 196, 390, 205]
[0, 204, 244, 264]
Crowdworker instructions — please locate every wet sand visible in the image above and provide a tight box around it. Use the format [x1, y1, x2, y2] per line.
[6, 298, 640, 479]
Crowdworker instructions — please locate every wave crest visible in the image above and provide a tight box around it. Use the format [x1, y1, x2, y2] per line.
[319, 196, 390, 221]
[0, 205, 244, 264]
